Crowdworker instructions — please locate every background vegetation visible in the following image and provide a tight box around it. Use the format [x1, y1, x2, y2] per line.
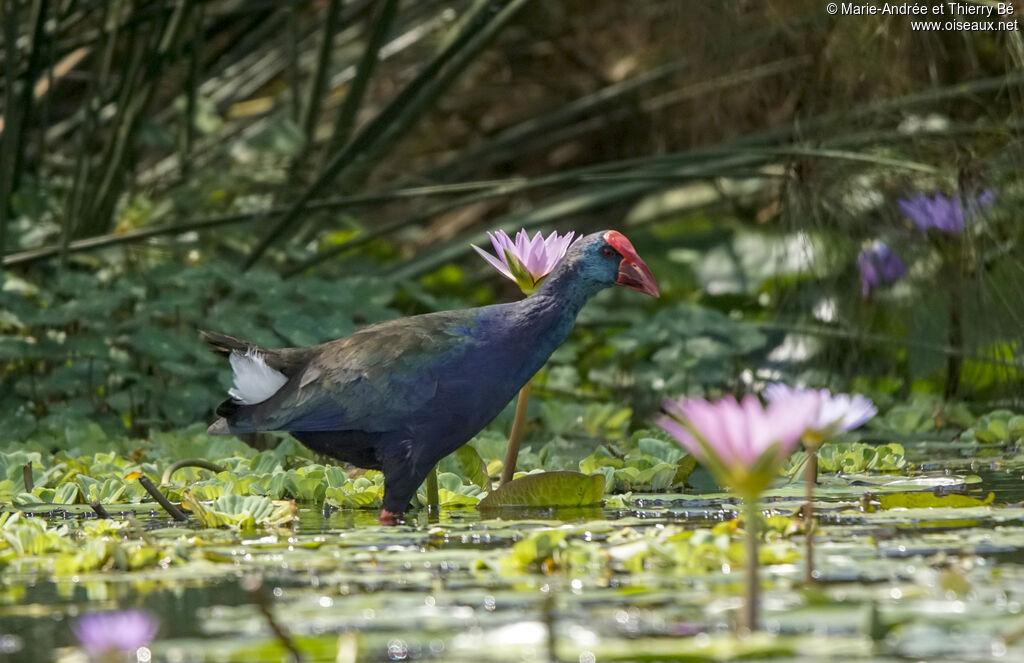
[5, 3, 1024, 661]
[1, 0, 1022, 460]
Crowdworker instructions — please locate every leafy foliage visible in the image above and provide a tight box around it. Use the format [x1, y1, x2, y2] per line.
[181, 493, 297, 530]
[964, 410, 1024, 446]
[0, 264, 397, 434]
[782, 442, 907, 477]
[579, 435, 697, 493]
[478, 471, 605, 510]
[878, 491, 995, 510]
[2, 0, 1024, 658]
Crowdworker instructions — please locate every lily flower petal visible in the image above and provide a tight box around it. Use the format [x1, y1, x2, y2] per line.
[898, 190, 995, 234]
[658, 391, 819, 498]
[857, 240, 904, 298]
[73, 610, 159, 655]
[763, 383, 877, 434]
[474, 228, 579, 295]
[473, 243, 514, 281]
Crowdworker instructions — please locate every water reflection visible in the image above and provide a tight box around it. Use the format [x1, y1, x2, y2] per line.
[9, 456, 1024, 661]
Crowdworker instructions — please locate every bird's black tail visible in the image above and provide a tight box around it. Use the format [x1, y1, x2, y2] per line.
[215, 398, 242, 419]
[199, 329, 258, 357]
[201, 330, 253, 430]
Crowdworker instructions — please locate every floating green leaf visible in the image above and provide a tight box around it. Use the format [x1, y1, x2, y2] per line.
[443, 445, 490, 491]
[181, 492, 297, 530]
[478, 470, 605, 509]
[783, 442, 906, 477]
[879, 491, 995, 510]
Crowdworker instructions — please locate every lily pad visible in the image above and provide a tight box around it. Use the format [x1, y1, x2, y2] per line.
[478, 470, 605, 509]
[879, 491, 995, 510]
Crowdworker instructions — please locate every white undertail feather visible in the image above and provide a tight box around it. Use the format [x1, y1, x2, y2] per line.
[228, 349, 288, 404]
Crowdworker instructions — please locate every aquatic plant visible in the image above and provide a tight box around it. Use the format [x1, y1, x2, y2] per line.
[763, 385, 876, 437]
[764, 384, 877, 581]
[657, 392, 819, 630]
[72, 610, 158, 661]
[473, 228, 579, 295]
[898, 190, 995, 234]
[474, 228, 579, 487]
[897, 189, 996, 397]
[857, 240, 905, 299]
[845, 190, 1001, 399]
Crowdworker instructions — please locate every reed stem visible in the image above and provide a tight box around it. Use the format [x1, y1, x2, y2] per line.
[944, 251, 964, 400]
[501, 380, 532, 486]
[138, 476, 188, 522]
[426, 465, 440, 516]
[804, 447, 818, 583]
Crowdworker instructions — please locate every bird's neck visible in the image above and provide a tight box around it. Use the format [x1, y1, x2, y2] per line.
[533, 260, 606, 313]
[499, 264, 605, 368]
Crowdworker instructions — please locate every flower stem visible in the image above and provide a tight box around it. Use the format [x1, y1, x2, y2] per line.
[944, 258, 964, 400]
[500, 379, 533, 486]
[804, 447, 818, 584]
[743, 497, 761, 632]
[426, 465, 439, 518]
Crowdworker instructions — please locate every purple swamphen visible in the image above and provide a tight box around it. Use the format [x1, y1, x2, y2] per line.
[204, 230, 659, 524]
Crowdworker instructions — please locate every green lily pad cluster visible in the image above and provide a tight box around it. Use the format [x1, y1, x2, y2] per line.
[0, 512, 185, 576]
[498, 529, 604, 575]
[166, 448, 485, 512]
[497, 518, 802, 577]
[600, 302, 767, 394]
[1, 448, 156, 506]
[181, 494, 298, 530]
[579, 434, 698, 492]
[3, 404, 1020, 542]
[964, 409, 1024, 446]
[871, 395, 974, 434]
[782, 442, 907, 477]
[3, 424, 1024, 663]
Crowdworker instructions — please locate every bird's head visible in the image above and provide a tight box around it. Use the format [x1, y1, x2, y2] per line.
[560, 230, 659, 297]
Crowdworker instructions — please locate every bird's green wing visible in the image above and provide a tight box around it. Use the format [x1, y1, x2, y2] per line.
[257, 310, 480, 433]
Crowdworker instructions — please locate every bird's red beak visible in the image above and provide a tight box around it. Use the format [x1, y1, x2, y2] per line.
[604, 230, 660, 297]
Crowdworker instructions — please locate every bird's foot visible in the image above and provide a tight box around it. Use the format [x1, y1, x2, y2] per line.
[378, 509, 403, 526]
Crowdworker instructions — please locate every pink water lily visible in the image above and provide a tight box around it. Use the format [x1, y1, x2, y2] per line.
[657, 392, 819, 498]
[72, 610, 158, 656]
[763, 383, 877, 436]
[761, 383, 876, 585]
[471, 227, 579, 494]
[473, 229, 578, 294]
[657, 391, 819, 632]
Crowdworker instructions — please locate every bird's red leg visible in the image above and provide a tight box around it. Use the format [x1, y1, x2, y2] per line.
[378, 443, 417, 526]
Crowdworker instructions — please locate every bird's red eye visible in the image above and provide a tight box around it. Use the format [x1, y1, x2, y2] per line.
[601, 246, 617, 258]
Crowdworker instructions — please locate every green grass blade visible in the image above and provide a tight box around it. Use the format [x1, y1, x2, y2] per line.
[324, 0, 400, 159]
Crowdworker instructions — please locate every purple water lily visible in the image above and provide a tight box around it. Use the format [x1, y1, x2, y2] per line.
[898, 190, 995, 234]
[763, 383, 876, 435]
[473, 229, 578, 294]
[72, 610, 158, 657]
[657, 392, 819, 497]
[857, 240, 905, 298]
